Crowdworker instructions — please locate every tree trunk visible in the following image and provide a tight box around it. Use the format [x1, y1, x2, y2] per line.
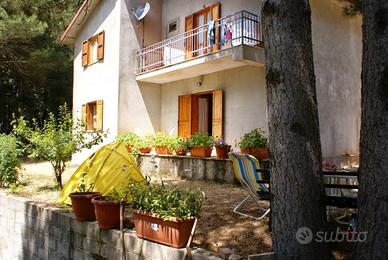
[262, 0, 328, 258]
[357, 1, 388, 258]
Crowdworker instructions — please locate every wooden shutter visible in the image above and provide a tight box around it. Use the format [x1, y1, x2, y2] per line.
[82, 104, 87, 130]
[96, 100, 103, 131]
[97, 31, 105, 61]
[191, 95, 199, 134]
[82, 40, 89, 66]
[212, 89, 223, 137]
[185, 15, 194, 60]
[211, 3, 221, 52]
[178, 95, 192, 138]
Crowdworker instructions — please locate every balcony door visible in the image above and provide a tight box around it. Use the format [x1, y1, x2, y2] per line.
[185, 3, 220, 59]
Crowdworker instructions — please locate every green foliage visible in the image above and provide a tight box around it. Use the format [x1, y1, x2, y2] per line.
[175, 137, 190, 152]
[151, 133, 177, 150]
[189, 133, 214, 148]
[129, 182, 205, 220]
[0, 0, 83, 133]
[12, 104, 106, 188]
[116, 133, 141, 146]
[137, 137, 152, 149]
[76, 172, 94, 193]
[0, 134, 21, 187]
[238, 128, 268, 149]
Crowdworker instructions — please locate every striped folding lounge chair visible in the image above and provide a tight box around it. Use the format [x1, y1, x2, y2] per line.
[229, 152, 270, 220]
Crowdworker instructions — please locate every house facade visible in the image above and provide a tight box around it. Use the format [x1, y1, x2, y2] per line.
[61, 0, 362, 164]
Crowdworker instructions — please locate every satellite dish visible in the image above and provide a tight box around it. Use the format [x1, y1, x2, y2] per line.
[131, 2, 150, 21]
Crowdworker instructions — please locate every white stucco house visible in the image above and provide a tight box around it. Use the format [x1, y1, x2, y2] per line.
[61, 0, 362, 165]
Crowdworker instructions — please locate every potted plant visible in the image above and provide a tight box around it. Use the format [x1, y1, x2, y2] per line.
[238, 128, 269, 160]
[137, 137, 152, 154]
[129, 182, 205, 248]
[69, 173, 101, 222]
[92, 189, 125, 230]
[116, 133, 140, 153]
[189, 133, 214, 157]
[214, 137, 231, 159]
[174, 137, 189, 156]
[151, 133, 175, 155]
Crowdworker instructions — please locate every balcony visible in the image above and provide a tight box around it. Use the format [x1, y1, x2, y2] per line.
[135, 11, 265, 84]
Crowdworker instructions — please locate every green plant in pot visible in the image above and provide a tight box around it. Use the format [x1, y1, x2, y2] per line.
[238, 128, 269, 160]
[189, 133, 214, 157]
[214, 136, 231, 159]
[69, 172, 101, 222]
[116, 133, 140, 153]
[151, 132, 176, 155]
[175, 137, 189, 156]
[129, 181, 205, 248]
[136, 137, 152, 154]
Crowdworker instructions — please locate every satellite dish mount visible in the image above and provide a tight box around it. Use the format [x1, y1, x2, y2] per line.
[131, 1, 150, 21]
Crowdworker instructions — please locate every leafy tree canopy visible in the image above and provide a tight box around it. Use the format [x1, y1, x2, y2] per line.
[0, 0, 83, 133]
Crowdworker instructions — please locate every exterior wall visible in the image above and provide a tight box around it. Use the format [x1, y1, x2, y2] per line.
[0, 193, 220, 260]
[72, 0, 121, 161]
[117, 0, 162, 136]
[311, 0, 362, 161]
[161, 0, 262, 40]
[139, 154, 235, 183]
[160, 66, 268, 147]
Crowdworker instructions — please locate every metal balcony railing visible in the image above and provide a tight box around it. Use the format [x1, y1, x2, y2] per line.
[136, 10, 262, 75]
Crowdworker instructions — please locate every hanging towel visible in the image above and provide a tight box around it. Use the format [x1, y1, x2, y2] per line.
[207, 21, 216, 44]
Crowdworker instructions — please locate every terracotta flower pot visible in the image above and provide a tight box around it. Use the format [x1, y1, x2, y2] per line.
[215, 145, 231, 159]
[190, 147, 212, 157]
[139, 147, 152, 154]
[92, 196, 121, 230]
[69, 192, 101, 221]
[156, 146, 173, 155]
[126, 145, 132, 153]
[175, 149, 187, 156]
[241, 147, 269, 160]
[132, 210, 196, 248]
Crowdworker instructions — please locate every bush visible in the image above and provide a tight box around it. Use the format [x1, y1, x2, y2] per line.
[12, 104, 106, 189]
[0, 134, 21, 187]
[189, 133, 214, 148]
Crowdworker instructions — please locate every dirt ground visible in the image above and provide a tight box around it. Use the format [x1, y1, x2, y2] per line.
[1, 160, 272, 258]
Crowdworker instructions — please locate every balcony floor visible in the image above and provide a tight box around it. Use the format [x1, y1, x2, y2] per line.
[135, 45, 265, 84]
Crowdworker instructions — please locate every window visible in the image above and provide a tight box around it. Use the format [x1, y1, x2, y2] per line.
[82, 100, 103, 131]
[82, 31, 105, 67]
[178, 89, 223, 138]
[184, 3, 220, 59]
[167, 19, 178, 36]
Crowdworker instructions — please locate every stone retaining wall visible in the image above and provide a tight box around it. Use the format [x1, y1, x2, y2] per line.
[0, 193, 221, 260]
[139, 155, 235, 184]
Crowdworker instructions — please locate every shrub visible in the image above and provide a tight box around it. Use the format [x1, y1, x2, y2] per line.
[0, 134, 21, 187]
[189, 133, 214, 148]
[12, 104, 106, 189]
[238, 128, 268, 149]
[129, 182, 205, 220]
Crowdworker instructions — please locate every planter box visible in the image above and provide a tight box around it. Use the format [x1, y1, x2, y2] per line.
[156, 146, 173, 155]
[139, 147, 152, 154]
[132, 210, 195, 248]
[190, 147, 212, 158]
[241, 147, 269, 160]
[215, 146, 231, 159]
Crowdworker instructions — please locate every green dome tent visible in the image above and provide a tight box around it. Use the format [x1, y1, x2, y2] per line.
[58, 142, 145, 205]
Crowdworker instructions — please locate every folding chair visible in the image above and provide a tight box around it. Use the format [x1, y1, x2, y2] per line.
[229, 152, 270, 220]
